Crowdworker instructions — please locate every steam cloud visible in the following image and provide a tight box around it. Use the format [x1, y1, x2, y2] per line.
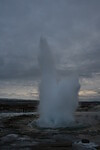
[37, 37, 80, 128]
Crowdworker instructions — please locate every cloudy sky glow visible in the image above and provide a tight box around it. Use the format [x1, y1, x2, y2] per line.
[0, 0, 100, 100]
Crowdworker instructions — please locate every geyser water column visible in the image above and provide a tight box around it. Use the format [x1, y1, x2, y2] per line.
[37, 37, 80, 128]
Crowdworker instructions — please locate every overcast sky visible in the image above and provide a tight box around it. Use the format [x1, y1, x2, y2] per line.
[0, 0, 100, 100]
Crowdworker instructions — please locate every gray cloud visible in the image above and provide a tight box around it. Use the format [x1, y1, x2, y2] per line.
[0, 0, 100, 80]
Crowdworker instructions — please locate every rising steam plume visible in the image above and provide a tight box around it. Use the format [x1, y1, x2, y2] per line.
[37, 37, 80, 128]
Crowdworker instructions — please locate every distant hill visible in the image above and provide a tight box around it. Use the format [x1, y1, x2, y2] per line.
[0, 98, 100, 112]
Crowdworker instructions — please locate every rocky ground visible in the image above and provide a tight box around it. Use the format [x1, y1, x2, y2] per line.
[0, 109, 100, 150]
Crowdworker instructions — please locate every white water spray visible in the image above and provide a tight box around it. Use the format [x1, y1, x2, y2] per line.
[37, 37, 80, 128]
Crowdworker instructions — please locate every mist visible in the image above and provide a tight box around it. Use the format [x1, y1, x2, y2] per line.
[36, 37, 80, 128]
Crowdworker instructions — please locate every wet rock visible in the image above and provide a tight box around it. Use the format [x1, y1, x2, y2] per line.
[72, 141, 98, 150]
[96, 146, 100, 150]
[0, 134, 19, 144]
[11, 136, 38, 148]
[81, 139, 90, 143]
[18, 136, 32, 141]
[37, 138, 55, 144]
[53, 134, 74, 142]
[0, 146, 31, 150]
[11, 140, 37, 148]
[51, 141, 72, 147]
[0, 122, 4, 128]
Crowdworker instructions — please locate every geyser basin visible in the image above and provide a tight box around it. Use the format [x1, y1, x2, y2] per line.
[35, 37, 80, 128]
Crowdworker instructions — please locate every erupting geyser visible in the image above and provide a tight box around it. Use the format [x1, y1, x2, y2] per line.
[36, 37, 80, 128]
